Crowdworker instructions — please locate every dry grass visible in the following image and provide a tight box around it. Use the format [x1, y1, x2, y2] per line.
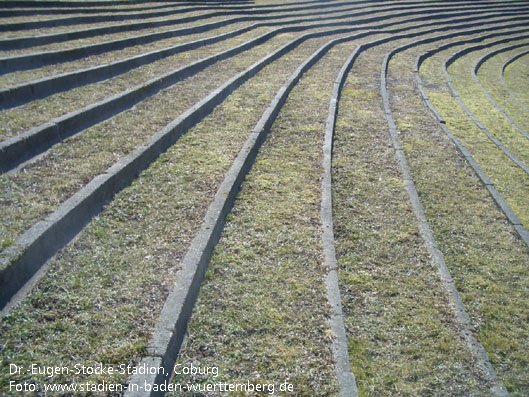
[0, 4, 429, 88]
[0, 29, 315, 391]
[0, 21, 256, 88]
[0, 4, 209, 26]
[0, 24, 272, 138]
[0, 31, 303, 253]
[0, 10, 229, 41]
[0, 7, 411, 138]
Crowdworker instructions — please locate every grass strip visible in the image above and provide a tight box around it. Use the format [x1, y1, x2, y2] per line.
[0, 4, 221, 25]
[0, 14, 248, 76]
[0, 20, 444, 249]
[0, 6, 218, 30]
[1, 2, 520, 85]
[0, 3, 184, 17]
[0, 6, 258, 35]
[0, 3, 382, 87]
[0, 10, 235, 41]
[384, 41, 507, 396]
[0, 5, 462, 117]
[476, 46, 529, 136]
[333, 37, 493, 396]
[0, 8, 403, 132]
[1, 10, 517, 141]
[0, 16, 251, 59]
[420, 45, 529, 229]
[1, 29, 376, 312]
[0, 0, 369, 44]
[0, 0, 399, 41]
[0, 30, 303, 254]
[504, 51, 529, 108]
[167, 35, 359, 397]
[0, 28, 330, 393]
[1, 1, 506, 62]
[0, 0, 413, 86]
[0, 25, 272, 139]
[0, 21, 263, 109]
[0, 1, 205, 18]
[448, 37, 529, 168]
[412, 44, 529, 395]
[501, 49, 529, 113]
[0, 3, 204, 20]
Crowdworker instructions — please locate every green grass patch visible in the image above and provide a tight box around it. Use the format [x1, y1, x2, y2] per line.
[448, 38, 529, 166]
[333, 37, 490, 396]
[421, 50, 529, 229]
[504, 51, 529, 108]
[416, 45, 529, 395]
[477, 47, 529, 133]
